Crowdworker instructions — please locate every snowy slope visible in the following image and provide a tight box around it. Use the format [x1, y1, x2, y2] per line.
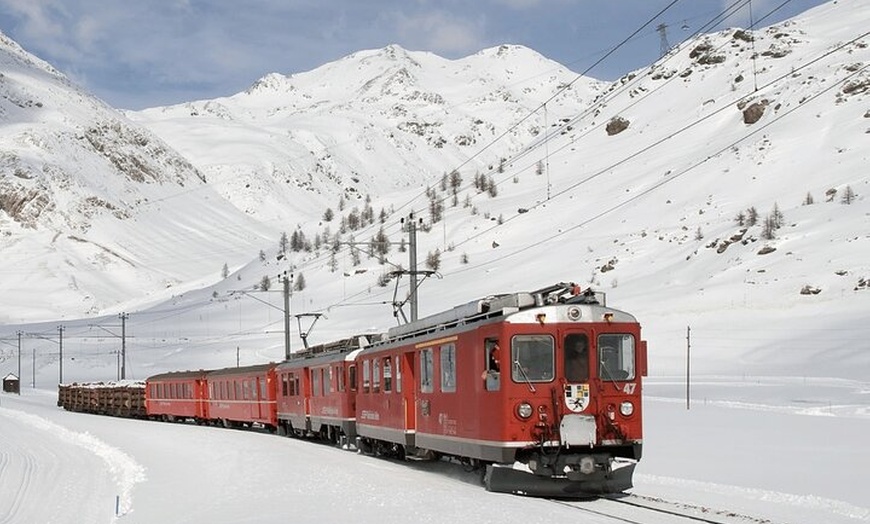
[0, 0, 868, 384]
[0, 32, 275, 319]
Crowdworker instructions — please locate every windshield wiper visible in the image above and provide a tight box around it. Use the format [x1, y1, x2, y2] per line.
[513, 360, 537, 392]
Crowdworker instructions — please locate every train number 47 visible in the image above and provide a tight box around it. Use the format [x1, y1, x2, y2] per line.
[623, 383, 636, 394]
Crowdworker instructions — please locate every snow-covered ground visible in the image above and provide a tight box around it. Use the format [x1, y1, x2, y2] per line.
[2, 375, 867, 524]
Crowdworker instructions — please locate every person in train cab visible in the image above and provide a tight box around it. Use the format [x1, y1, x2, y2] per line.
[564, 334, 589, 383]
[482, 341, 501, 387]
[488, 342, 500, 373]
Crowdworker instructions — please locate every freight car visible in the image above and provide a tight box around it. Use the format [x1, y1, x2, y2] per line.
[57, 381, 146, 418]
[58, 281, 647, 498]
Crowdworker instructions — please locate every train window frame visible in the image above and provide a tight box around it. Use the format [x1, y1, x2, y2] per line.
[440, 344, 456, 393]
[312, 368, 321, 397]
[420, 348, 434, 394]
[336, 365, 345, 392]
[564, 333, 590, 383]
[373, 358, 381, 393]
[395, 356, 402, 393]
[484, 338, 501, 391]
[324, 366, 332, 394]
[383, 357, 392, 393]
[349, 365, 358, 392]
[511, 334, 555, 383]
[362, 360, 371, 393]
[597, 333, 636, 382]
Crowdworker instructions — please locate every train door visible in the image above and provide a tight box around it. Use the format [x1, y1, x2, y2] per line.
[561, 330, 592, 415]
[402, 351, 416, 434]
[256, 377, 265, 420]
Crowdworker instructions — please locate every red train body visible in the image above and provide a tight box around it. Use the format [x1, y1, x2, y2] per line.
[205, 363, 278, 430]
[131, 282, 646, 497]
[146, 370, 207, 422]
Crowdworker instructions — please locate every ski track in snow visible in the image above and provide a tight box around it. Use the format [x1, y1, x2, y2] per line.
[0, 407, 146, 522]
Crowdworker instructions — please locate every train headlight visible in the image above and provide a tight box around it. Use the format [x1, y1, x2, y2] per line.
[620, 401, 635, 417]
[567, 306, 581, 321]
[516, 402, 533, 420]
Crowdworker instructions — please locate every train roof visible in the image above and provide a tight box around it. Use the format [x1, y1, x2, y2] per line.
[277, 335, 373, 369]
[205, 362, 277, 377]
[381, 282, 619, 344]
[147, 370, 208, 381]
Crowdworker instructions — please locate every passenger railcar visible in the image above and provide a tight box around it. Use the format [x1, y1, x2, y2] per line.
[205, 363, 278, 430]
[146, 370, 208, 423]
[276, 336, 367, 443]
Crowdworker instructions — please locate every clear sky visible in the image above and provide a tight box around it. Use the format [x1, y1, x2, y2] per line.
[0, 0, 829, 110]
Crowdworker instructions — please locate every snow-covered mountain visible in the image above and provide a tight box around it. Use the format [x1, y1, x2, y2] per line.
[127, 44, 603, 221]
[0, 31, 276, 319]
[0, 0, 868, 382]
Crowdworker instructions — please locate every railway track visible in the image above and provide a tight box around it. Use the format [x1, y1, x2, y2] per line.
[552, 493, 774, 524]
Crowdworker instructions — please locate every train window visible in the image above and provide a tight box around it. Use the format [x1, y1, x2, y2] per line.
[235, 381, 242, 400]
[383, 358, 392, 393]
[440, 344, 456, 393]
[484, 339, 501, 391]
[336, 366, 345, 392]
[324, 367, 332, 394]
[395, 356, 402, 393]
[312, 368, 321, 397]
[564, 334, 590, 383]
[511, 335, 555, 383]
[373, 359, 381, 393]
[362, 360, 370, 393]
[598, 334, 636, 381]
[281, 375, 289, 396]
[260, 378, 267, 399]
[420, 349, 434, 393]
[349, 365, 357, 392]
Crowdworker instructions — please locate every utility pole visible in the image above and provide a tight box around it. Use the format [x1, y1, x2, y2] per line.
[402, 212, 423, 321]
[17, 331, 22, 395]
[119, 313, 128, 380]
[58, 325, 64, 384]
[281, 271, 292, 360]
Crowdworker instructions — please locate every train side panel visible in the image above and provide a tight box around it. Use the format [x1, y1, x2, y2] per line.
[205, 363, 278, 429]
[146, 371, 208, 422]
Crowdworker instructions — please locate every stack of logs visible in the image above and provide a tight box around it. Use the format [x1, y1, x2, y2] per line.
[57, 381, 146, 418]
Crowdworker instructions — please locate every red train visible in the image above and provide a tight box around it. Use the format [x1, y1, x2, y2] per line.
[70, 282, 647, 497]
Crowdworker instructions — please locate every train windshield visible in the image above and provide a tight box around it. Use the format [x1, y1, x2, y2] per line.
[598, 334, 636, 381]
[511, 335, 555, 382]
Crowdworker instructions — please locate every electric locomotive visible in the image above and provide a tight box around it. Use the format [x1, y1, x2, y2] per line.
[353, 282, 647, 497]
